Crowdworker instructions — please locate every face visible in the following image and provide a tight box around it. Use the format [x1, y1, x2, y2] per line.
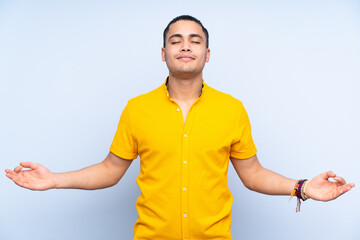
[162, 20, 210, 78]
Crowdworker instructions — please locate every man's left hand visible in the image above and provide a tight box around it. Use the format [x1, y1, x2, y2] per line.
[305, 171, 355, 201]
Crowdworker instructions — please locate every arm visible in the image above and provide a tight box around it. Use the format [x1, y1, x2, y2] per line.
[230, 154, 296, 195]
[5, 152, 133, 190]
[230, 154, 355, 201]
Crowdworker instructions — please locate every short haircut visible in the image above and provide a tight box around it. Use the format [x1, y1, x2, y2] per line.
[163, 15, 209, 48]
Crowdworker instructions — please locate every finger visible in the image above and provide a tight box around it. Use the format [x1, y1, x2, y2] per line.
[5, 169, 17, 177]
[5, 172, 13, 179]
[5, 169, 26, 184]
[20, 162, 39, 170]
[5, 168, 19, 173]
[320, 171, 336, 180]
[14, 166, 23, 173]
[6, 172, 21, 184]
[336, 183, 355, 196]
[333, 176, 346, 185]
[6, 172, 29, 188]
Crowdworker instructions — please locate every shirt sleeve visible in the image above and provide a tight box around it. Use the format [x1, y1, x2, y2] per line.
[110, 102, 138, 160]
[230, 102, 257, 159]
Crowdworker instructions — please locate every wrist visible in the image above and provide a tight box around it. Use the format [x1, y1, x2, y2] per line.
[53, 172, 65, 189]
[290, 179, 310, 212]
[302, 180, 311, 201]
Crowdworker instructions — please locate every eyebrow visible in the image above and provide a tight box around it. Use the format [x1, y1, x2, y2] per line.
[168, 33, 203, 41]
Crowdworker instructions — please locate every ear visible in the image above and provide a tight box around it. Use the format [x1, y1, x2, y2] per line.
[205, 48, 210, 62]
[161, 47, 166, 62]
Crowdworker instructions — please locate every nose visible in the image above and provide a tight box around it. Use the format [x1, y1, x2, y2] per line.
[181, 41, 191, 52]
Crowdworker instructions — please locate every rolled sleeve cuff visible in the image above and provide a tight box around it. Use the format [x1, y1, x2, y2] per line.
[110, 146, 138, 160]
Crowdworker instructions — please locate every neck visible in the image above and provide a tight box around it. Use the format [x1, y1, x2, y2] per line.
[167, 73, 203, 102]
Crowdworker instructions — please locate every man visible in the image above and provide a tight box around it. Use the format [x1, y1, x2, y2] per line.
[5, 15, 355, 240]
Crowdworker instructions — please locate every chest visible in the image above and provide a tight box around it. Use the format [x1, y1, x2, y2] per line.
[133, 101, 238, 160]
[177, 101, 193, 124]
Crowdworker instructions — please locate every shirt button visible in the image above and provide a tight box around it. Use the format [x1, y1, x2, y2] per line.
[183, 161, 187, 164]
[183, 187, 187, 191]
[184, 134, 187, 138]
[183, 214, 187, 217]
[176, 108, 180, 112]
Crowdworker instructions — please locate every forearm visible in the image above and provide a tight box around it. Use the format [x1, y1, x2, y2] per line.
[54, 161, 120, 190]
[231, 155, 297, 196]
[244, 167, 297, 195]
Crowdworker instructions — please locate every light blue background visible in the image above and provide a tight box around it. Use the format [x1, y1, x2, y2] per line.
[1, 1, 359, 239]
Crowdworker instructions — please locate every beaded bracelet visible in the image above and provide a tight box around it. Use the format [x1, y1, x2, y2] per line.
[290, 179, 310, 212]
[301, 180, 310, 201]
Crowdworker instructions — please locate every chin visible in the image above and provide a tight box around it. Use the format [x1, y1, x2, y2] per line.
[172, 71, 201, 79]
[177, 66, 199, 73]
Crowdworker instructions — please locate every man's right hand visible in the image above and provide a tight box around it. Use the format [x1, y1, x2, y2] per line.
[5, 162, 56, 190]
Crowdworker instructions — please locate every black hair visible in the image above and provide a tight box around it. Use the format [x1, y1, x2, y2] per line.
[163, 15, 209, 48]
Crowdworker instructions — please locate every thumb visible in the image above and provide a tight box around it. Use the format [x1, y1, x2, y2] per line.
[320, 171, 336, 180]
[20, 162, 39, 170]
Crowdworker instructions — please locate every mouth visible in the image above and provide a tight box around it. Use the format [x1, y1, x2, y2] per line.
[177, 55, 195, 61]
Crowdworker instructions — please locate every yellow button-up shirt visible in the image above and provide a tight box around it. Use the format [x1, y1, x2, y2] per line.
[110, 80, 257, 240]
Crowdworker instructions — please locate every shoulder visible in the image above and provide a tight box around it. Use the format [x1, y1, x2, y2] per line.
[205, 84, 245, 109]
[125, 84, 165, 111]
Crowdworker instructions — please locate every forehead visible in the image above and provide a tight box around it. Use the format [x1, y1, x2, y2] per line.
[166, 20, 205, 39]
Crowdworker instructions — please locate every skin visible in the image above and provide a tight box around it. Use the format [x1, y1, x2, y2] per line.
[161, 20, 210, 122]
[5, 20, 355, 203]
[5, 152, 132, 190]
